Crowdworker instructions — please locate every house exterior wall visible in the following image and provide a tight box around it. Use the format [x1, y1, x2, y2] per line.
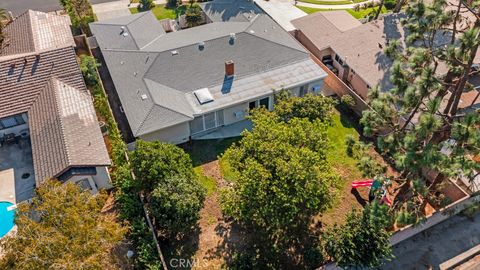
[294, 30, 370, 101]
[139, 122, 190, 144]
[66, 166, 112, 193]
[346, 72, 369, 99]
[136, 78, 327, 144]
[223, 103, 250, 126]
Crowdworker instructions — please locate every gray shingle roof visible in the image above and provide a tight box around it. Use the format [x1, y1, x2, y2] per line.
[0, 12, 110, 185]
[89, 11, 165, 50]
[144, 32, 309, 92]
[90, 0, 327, 137]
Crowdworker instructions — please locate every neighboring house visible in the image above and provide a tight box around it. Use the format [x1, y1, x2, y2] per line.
[89, 0, 328, 144]
[0, 10, 111, 200]
[292, 11, 480, 108]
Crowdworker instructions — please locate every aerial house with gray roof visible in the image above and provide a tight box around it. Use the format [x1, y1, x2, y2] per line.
[90, 0, 328, 144]
[0, 10, 111, 203]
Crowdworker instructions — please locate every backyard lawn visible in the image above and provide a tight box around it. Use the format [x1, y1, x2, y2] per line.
[129, 4, 185, 20]
[297, 5, 387, 19]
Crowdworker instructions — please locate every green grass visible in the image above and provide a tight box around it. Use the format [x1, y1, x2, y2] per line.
[326, 111, 361, 169]
[297, 5, 387, 19]
[129, 4, 184, 20]
[219, 156, 239, 183]
[194, 167, 217, 196]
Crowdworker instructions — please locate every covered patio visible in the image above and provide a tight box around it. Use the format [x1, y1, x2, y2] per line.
[0, 137, 36, 204]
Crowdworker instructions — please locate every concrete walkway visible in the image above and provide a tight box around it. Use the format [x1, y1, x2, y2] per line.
[254, 0, 307, 32]
[92, 0, 167, 21]
[295, 0, 373, 10]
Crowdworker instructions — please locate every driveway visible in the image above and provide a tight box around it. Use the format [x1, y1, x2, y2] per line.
[2, 0, 116, 16]
[254, 0, 307, 32]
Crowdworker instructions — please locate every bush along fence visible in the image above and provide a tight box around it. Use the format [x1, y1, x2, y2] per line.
[76, 35, 167, 269]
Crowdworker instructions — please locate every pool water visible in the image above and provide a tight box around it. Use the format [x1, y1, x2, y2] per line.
[0, 201, 15, 238]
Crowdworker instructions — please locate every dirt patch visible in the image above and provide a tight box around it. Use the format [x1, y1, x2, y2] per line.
[191, 162, 244, 270]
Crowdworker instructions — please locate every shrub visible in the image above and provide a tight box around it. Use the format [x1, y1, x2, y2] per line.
[79, 55, 100, 87]
[341, 94, 356, 108]
[138, 0, 155, 11]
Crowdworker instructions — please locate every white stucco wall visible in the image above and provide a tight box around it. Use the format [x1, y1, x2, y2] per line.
[223, 103, 250, 126]
[66, 166, 112, 193]
[139, 122, 190, 144]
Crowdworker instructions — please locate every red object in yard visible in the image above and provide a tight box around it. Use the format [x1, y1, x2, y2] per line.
[382, 195, 392, 206]
[351, 179, 374, 188]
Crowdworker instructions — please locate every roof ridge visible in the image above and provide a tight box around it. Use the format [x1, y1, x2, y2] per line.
[49, 77, 74, 166]
[143, 78, 193, 118]
[134, 103, 157, 136]
[243, 28, 306, 54]
[136, 104, 193, 136]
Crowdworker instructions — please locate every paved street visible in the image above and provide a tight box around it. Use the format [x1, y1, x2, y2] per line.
[2, 0, 116, 16]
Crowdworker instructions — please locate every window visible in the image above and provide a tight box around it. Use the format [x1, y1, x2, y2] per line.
[204, 112, 216, 130]
[0, 115, 25, 130]
[299, 85, 308, 97]
[76, 178, 93, 191]
[334, 54, 343, 66]
[259, 97, 269, 109]
[189, 110, 224, 135]
[249, 101, 257, 110]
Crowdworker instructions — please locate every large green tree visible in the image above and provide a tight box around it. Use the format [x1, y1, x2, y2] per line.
[59, 0, 94, 34]
[0, 180, 127, 270]
[131, 140, 205, 237]
[324, 202, 393, 269]
[221, 94, 340, 267]
[361, 0, 480, 224]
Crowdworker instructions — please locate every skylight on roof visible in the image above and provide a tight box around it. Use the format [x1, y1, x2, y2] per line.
[193, 88, 214, 105]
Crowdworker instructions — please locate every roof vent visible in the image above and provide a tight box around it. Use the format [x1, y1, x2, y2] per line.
[229, 33, 236, 45]
[249, 29, 255, 34]
[198, 41, 205, 50]
[193, 88, 214, 105]
[120, 26, 129, 36]
[171, 50, 179, 55]
[141, 94, 148, 100]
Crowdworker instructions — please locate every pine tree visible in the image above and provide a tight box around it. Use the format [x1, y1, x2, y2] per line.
[361, 0, 480, 224]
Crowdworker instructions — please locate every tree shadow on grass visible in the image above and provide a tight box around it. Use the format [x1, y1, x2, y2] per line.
[212, 219, 325, 270]
[180, 138, 241, 167]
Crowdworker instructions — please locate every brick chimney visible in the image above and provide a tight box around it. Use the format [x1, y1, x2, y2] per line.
[225, 60, 234, 77]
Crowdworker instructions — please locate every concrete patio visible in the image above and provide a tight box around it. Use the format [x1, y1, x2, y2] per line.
[0, 137, 36, 204]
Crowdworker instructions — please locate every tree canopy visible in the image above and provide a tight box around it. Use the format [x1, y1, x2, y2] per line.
[361, 0, 480, 224]
[0, 180, 127, 270]
[221, 94, 340, 267]
[131, 140, 205, 237]
[59, 0, 94, 34]
[324, 202, 393, 269]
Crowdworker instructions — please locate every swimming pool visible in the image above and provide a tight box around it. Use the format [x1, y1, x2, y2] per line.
[0, 201, 15, 238]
